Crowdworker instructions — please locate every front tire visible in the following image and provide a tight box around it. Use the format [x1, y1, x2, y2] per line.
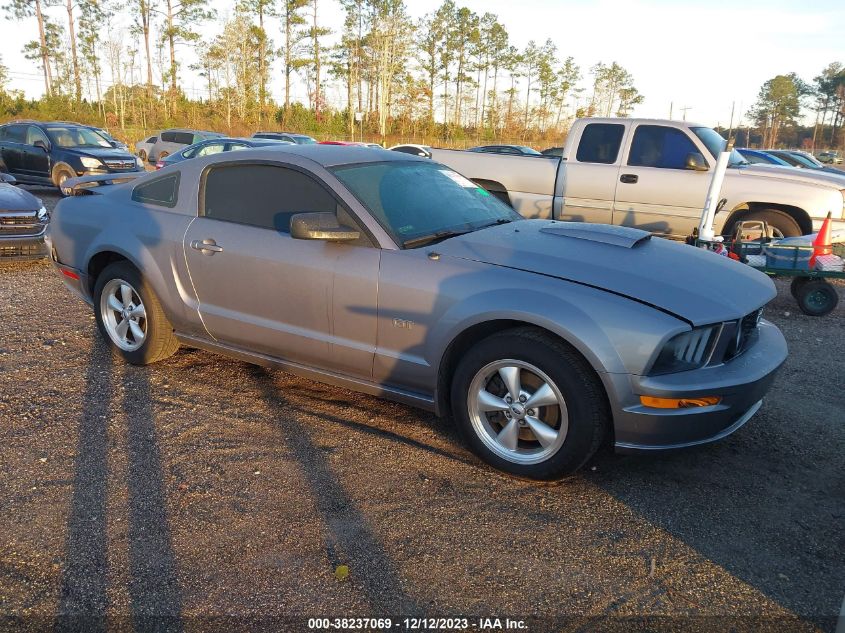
[53, 164, 76, 196]
[138, 149, 147, 162]
[93, 262, 179, 364]
[451, 328, 609, 479]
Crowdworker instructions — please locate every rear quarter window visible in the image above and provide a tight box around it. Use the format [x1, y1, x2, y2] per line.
[131, 173, 180, 208]
[576, 123, 625, 164]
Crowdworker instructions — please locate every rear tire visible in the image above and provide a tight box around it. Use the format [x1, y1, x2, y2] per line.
[451, 327, 609, 479]
[93, 261, 179, 364]
[796, 280, 839, 317]
[790, 276, 809, 299]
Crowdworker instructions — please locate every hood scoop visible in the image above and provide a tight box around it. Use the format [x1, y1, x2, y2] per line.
[539, 222, 652, 248]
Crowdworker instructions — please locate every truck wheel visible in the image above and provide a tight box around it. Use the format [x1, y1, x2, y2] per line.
[734, 209, 802, 237]
[796, 280, 839, 317]
[451, 327, 608, 479]
[93, 261, 180, 364]
[53, 164, 76, 196]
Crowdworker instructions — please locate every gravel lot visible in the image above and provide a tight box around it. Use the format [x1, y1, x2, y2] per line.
[0, 190, 843, 632]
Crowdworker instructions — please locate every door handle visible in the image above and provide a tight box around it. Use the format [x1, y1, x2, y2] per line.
[620, 174, 638, 184]
[190, 239, 223, 255]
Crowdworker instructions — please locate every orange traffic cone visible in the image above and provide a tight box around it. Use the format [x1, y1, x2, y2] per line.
[810, 212, 833, 267]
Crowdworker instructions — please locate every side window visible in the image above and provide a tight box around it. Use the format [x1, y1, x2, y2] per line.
[26, 126, 49, 146]
[575, 123, 625, 164]
[202, 164, 337, 232]
[228, 143, 250, 151]
[131, 173, 180, 207]
[196, 143, 226, 157]
[628, 125, 701, 170]
[4, 125, 27, 143]
[175, 132, 194, 144]
[160, 131, 175, 143]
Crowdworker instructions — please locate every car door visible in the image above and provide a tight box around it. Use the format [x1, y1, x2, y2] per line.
[22, 126, 51, 179]
[613, 124, 712, 238]
[559, 122, 628, 225]
[0, 124, 27, 176]
[183, 161, 380, 378]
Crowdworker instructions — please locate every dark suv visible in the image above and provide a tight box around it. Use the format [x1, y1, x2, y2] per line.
[0, 120, 144, 192]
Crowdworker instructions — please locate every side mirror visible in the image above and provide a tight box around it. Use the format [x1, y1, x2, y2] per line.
[109, 140, 119, 148]
[0, 172, 17, 185]
[685, 152, 709, 171]
[34, 139, 49, 152]
[290, 212, 360, 242]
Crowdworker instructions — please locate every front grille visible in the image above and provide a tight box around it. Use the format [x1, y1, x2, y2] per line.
[725, 308, 762, 360]
[0, 214, 46, 237]
[104, 160, 136, 170]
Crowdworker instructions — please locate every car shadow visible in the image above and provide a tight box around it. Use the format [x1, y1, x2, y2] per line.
[249, 365, 422, 614]
[55, 335, 183, 632]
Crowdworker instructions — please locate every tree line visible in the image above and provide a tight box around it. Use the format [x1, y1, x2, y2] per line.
[0, 0, 843, 151]
[0, 0, 645, 143]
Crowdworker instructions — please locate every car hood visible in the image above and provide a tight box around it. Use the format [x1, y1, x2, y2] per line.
[71, 147, 138, 161]
[435, 221, 776, 326]
[0, 183, 41, 211]
[731, 163, 845, 187]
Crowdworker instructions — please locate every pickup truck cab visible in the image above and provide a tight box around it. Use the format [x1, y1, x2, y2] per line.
[432, 118, 845, 238]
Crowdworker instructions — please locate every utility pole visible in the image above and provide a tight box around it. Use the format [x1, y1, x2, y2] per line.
[680, 105, 692, 121]
[727, 101, 735, 145]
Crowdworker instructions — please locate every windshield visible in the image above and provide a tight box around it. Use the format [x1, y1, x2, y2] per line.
[332, 161, 521, 247]
[690, 126, 746, 166]
[790, 152, 823, 168]
[294, 136, 317, 144]
[46, 126, 112, 148]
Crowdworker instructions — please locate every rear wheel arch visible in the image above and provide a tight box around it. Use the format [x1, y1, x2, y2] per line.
[470, 178, 512, 207]
[723, 203, 812, 236]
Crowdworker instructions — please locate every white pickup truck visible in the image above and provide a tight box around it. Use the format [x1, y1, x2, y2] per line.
[431, 118, 845, 238]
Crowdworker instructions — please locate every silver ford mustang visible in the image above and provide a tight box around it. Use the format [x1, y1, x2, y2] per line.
[47, 146, 787, 479]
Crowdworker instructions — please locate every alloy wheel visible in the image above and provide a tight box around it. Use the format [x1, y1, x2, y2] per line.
[467, 359, 569, 465]
[100, 278, 147, 351]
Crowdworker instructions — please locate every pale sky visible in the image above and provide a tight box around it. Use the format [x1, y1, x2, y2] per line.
[3, 0, 844, 127]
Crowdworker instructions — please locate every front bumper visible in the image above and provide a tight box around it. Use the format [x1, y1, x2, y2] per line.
[607, 320, 787, 452]
[0, 228, 48, 258]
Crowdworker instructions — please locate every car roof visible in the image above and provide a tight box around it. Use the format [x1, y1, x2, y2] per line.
[208, 144, 425, 168]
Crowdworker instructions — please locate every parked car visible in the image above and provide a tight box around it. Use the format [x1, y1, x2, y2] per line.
[141, 129, 225, 163]
[431, 118, 845, 238]
[320, 140, 383, 148]
[0, 120, 144, 193]
[467, 145, 543, 156]
[766, 150, 845, 177]
[541, 147, 564, 157]
[88, 127, 129, 152]
[48, 145, 787, 479]
[0, 172, 49, 258]
[735, 148, 792, 167]
[155, 137, 294, 169]
[252, 131, 318, 145]
[389, 144, 432, 158]
[817, 150, 843, 165]
[135, 134, 158, 163]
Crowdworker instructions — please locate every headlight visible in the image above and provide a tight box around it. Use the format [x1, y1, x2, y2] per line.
[37, 205, 48, 221]
[80, 156, 102, 169]
[650, 324, 720, 375]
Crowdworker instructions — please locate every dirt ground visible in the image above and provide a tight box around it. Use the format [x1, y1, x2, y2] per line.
[0, 191, 843, 632]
